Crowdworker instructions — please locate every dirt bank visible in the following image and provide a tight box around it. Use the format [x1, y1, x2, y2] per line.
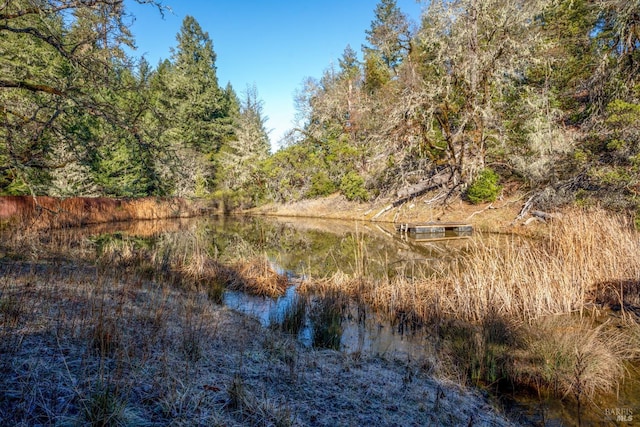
[249, 192, 529, 233]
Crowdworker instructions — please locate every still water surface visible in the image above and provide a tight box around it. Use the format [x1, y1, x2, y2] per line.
[216, 216, 474, 355]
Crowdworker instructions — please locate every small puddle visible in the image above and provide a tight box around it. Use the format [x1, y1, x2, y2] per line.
[223, 282, 432, 357]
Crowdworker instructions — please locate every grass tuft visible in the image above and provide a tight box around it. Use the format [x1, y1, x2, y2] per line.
[511, 317, 629, 401]
[227, 257, 289, 298]
[80, 383, 127, 427]
[0, 293, 22, 326]
[310, 292, 345, 350]
[271, 293, 308, 336]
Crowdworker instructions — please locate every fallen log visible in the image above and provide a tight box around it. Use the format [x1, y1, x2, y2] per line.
[515, 195, 536, 222]
[396, 170, 450, 199]
[373, 171, 452, 220]
[372, 204, 394, 220]
[523, 216, 544, 226]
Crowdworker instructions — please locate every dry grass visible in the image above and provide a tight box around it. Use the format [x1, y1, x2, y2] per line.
[92, 228, 288, 300]
[512, 316, 632, 400]
[249, 191, 525, 232]
[0, 240, 513, 426]
[298, 207, 640, 411]
[227, 257, 289, 298]
[301, 207, 640, 323]
[0, 196, 205, 230]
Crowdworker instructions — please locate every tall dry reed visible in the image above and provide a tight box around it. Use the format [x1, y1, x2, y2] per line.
[0, 196, 204, 230]
[298, 208, 640, 409]
[304, 208, 640, 323]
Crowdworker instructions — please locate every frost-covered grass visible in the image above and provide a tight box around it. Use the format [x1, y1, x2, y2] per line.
[0, 259, 511, 426]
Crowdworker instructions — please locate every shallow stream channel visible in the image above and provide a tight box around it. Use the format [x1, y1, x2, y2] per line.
[85, 215, 639, 426]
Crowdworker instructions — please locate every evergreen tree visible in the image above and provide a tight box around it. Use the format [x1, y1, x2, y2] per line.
[156, 16, 236, 196]
[338, 45, 361, 81]
[338, 45, 364, 143]
[171, 16, 225, 151]
[0, 0, 164, 196]
[87, 63, 167, 197]
[534, 0, 598, 115]
[217, 85, 270, 207]
[566, 1, 640, 209]
[362, 50, 391, 94]
[364, 0, 412, 75]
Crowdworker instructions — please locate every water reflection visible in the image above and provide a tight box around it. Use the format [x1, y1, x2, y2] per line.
[200, 215, 464, 356]
[223, 284, 434, 357]
[70, 214, 465, 355]
[74, 215, 472, 281]
[242, 216, 473, 279]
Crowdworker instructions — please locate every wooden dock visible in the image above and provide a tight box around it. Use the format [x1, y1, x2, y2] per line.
[395, 222, 473, 240]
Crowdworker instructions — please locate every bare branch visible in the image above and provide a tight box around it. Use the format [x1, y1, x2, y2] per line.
[0, 79, 65, 96]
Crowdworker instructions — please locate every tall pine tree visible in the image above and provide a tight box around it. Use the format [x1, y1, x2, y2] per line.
[216, 85, 270, 207]
[156, 16, 236, 197]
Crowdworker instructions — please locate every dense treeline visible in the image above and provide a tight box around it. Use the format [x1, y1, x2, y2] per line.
[0, 0, 269, 202]
[283, 0, 640, 212]
[2, 0, 640, 215]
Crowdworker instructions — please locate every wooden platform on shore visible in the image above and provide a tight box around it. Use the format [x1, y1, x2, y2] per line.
[395, 222, 473, 234]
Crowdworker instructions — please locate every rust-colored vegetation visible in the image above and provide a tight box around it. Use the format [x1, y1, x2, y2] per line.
[0, 196, 206, 229]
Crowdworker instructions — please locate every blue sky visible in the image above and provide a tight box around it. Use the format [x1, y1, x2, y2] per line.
[124, 1, 425, 150]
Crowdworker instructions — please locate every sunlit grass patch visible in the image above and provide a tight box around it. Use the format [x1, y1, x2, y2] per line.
[302, 208, 640, 323]
[227, 257, 289, 298]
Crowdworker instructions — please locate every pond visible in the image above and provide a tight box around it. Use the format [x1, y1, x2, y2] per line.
[44, 215, 640, 425]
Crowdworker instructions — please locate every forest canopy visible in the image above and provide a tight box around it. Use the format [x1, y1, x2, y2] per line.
[1, 0, 639, 213]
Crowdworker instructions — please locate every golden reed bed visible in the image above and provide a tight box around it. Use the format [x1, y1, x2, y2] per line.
[0, 196, 205, 229]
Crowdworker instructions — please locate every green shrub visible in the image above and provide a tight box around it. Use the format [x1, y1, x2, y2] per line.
[339, 171, 369, 202]
[466, 168, 502, 204]
[307, 172, 337, 198]
[596, 167, 631, 187]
